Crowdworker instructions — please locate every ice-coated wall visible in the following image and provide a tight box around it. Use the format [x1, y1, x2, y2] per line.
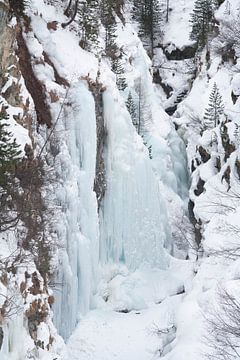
[51, 72, 189, 340]
[100, 86, 170, 270]
[52, 81, 99, 340]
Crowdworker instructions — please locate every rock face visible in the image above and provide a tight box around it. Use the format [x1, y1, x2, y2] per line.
[0, 3, 12, 73]
[16, 22, 52, 127]
[0, 3, 20, 100]
[164, 44, 197, 61]
[90, 77, 107, 208]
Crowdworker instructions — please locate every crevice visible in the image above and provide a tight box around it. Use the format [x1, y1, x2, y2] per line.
[153, 68, 173, 98]
[84, 75, 107, 208]
[16, 21, 52, 128]
[43, 51, 69, 87]
[163, 44, 197, 61]
[188, 200, 202, 247]
[165, 89, 188, 116]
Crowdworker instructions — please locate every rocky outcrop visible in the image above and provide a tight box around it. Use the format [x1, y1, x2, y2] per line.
[16, 21, 52, 128]
[88, 76, 107, 208]
[164, 44, 197, 61]
[0, 2, 22, 105]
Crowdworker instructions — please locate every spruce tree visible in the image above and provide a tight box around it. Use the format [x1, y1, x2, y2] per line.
[105, 21, 118, 57]
[126, 92, 138, 129]
[190, 0, 217, 49]
[79, 0, 100, 49]
[111, 57, 127, 91]
[100, 0, 127, 90]
[0, 106, 21, 187]
[100, 0, 119, 57]
[135, 78, 152, 136]
[203, 82, 224, 128]
[9, 0, 28, 18]
[0, 105, 21, 232]
[132, 0, 162, 57]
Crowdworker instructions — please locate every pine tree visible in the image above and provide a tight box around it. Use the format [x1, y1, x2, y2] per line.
[111, 57, 127, 91]
[100, 0, 127, 89]
[9, 0, 28, 18]
[126, 92, 138, 129]
[105, 21, 118, 57]
[0, 106, 21, 188]
[136, 78, 152, 135]
[100, 0, 119, 56]
[203, 82, 224, 128]
[190, 0, 217, 49]
[132, 0, 162, 57]
[79, 0, 100, 49]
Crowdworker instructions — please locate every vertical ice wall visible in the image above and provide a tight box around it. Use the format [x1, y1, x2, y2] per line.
[100, 86, 170, 270]
[49, 49, 189, 340]
[51, 82, 99, 340]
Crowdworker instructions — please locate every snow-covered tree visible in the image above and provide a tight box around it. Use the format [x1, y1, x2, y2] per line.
[132, 0, 162, 57]
[190, 0, 217, 48]
[207, 288, 240, 360]
[9, 0, 28, 17]
[100, 0, 118, 56]
[203, 82, 224, 128]
[0, 105, 21, 233]
[111, 57, 127, 91]
[213, 13, 240, 59]
[79, 0, 100, 49]
[0, 105, 21, 188]
[126, 92, 138, 129]
[134, 78, 152, 137]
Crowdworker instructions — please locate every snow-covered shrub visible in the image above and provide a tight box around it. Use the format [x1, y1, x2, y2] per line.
[206, 287, 240, 360]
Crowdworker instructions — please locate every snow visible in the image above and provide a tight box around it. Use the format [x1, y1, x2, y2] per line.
[163, 0, 195, 49]
[65, 305, 176, 360]
[64, 257, 193, 360]
[0, 95, 30, 154]
[2, 0, 240, 358]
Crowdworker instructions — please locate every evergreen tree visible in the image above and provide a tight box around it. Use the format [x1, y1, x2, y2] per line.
[79, 0, 100, 49]
[0, 106, 21, 186]
[132, 0, 162, 57]
[148, 145, 153, 159]
[126, 92, 138, 129]
[135, 78, 152, 135]
[100, 0, 127, 90]
[190, 0, 217, 48]
[105, 21, 118, 57]
[111, 57, 127, 91]
[100, 0, 118, 56]
[9, 0, 28, 18]
[203, 82, 224, 128]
